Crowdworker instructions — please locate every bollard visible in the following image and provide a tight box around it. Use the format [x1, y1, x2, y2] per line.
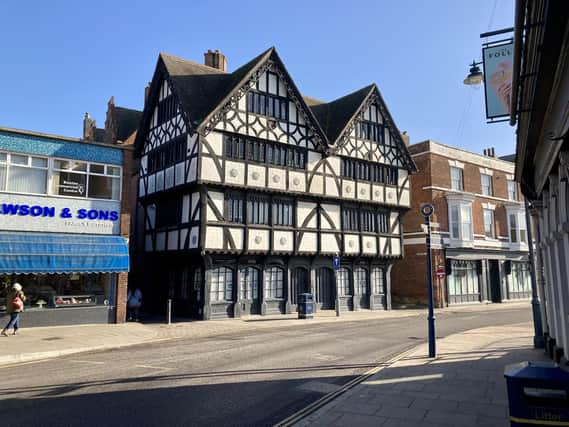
[167, 298, 172, 325]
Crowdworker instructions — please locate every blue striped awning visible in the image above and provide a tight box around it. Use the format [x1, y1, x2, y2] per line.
[0, 232, 129, 274]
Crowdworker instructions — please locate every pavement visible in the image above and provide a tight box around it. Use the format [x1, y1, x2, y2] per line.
[0, 301, 548, 427]
[293, 321, 549, 427]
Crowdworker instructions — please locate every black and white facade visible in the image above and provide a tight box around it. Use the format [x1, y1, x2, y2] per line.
[135, 48, 416, 319]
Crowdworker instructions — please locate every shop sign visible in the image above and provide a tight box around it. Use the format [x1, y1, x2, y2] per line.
[0, 194, 120, 235]
[483, 41, 513, 119]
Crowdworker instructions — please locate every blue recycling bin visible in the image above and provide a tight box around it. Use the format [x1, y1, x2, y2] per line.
[298, 293, 314, 319]
[504, 361, 569, 426]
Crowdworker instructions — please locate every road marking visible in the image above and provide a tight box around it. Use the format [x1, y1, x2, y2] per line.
[364, 373, 443, 385]
[133, 364, 173, 371]
[68, 360, 105, 365]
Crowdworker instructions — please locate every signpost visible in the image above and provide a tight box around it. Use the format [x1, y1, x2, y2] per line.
[436, 269, 446, 279]
[420, 203, 436, 358]
[333, 255, 340, 317]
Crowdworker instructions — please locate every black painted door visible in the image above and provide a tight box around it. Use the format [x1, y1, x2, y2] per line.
[489, 260, 502, 303]
[316, 267, 335, 310]
[292, 267, 309, 305]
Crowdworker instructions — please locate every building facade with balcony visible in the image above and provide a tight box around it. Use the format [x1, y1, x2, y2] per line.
[391, 140, 530, 307]
[134, 48, 417, 320]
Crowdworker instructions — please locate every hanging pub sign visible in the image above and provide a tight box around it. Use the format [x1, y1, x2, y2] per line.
[482, 41, 513, 119]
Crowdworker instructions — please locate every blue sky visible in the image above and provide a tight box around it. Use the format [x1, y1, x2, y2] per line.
[0, 0, 515, 156]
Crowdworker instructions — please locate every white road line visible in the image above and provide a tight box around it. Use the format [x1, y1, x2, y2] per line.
[133, 364, 173, 371]
[68, 360, 105, 365]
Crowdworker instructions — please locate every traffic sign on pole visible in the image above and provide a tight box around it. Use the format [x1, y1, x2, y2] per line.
[333, 255, 340, 271]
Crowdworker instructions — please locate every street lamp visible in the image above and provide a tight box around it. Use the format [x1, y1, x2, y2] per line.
[463, 61, 484, 86]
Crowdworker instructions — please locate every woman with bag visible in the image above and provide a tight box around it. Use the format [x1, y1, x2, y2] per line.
[1, 283, 26, 336]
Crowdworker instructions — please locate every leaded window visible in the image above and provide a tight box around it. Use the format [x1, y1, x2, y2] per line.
[147, 134, 186, 173]
[377, 211, 389, 234]
[341, 158, 397, 185]
[359, 121, 385, 144]
[240, 267, 259, 300]
[225, 194, 244, 223]
[224, 134, 305, 169]
[247, 195, 270, 225]
[337, 267, 351, 296]
[157, 95, 177, 126]
[360, 210, 376, 233]
[155, 197, 180, 229]
[265, 266, 284, 299]
[343, 207, 359, 231]
[210, 267, 233, 302]
[247, 91, 288, 121]
[272, 199, 294, 226]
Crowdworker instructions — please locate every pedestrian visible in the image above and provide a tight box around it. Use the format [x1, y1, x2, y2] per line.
[127, 287, 142, 321]
[1, 283, 26, 336]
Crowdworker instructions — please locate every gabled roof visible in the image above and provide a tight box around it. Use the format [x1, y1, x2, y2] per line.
[114, 106, 142, 141]
[310, 84, 374, 144]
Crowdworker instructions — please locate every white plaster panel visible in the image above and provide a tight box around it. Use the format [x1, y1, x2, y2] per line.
[205, 133, 222, 156]
[205, 226, 223, 249]
[307, 150, 321, 171]
[391, 237, 401, 256]
[320, 203, 340, 230]
[165, 166, 174, 189]
[229, 227, 244, 250]
[182, 195, 190, 223]
[372, 184, 385, 203]
[357, 182, 371, 201]
[175, 162, 184, 186]
[155, 171, 164, 192]
[362, 236, 377, 255]
[200, 157, 220, 182]
[399, 189, 410, 207]
[189, 227, 199, 248]
[191, 193, 200, 220]
[156, 232, 166, 251]
[248, 229, 269, 251]
[268, 73, 277, 94]
[247, 164, 266, 188]
[297, 202, 317, 228]
[380, 237, 389, 255]
[326, 156, 341, 175]
[238, 96, 246, 110]
[385, 187, 397, 204]
[342, 180, 356, 199]
[225, 161, 245, 186]
[325, 177, 340, 197]
[273, 230, 294, 252]
[257, 72, 267, 90]
[344, 235, 359, 254]
[267, 168, 286, 191]
[309, 175, 323, 194]
[187, 158, 197, 182]
[139, 179, 146, 197]
[289, 171, 306, 192]
[391, 212, 400, 234]
[180, 228, 188, 249]
[298, 232, 317, 252]
[320, 233, 339, 254]
[207, 191, 224, 222]
[168, 230, 178, 250]
[398, 169, 408, 186]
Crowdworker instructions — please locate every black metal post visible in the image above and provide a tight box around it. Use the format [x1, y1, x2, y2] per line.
[525, 199, 544, 348]
[425, 215, 436, 358]
[335, 269, 340, 317]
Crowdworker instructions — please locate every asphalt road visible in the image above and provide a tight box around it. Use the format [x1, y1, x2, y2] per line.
[0, 306, 530, 427]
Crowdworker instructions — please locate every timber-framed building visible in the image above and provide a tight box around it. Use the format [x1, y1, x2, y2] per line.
[134, 48, 416, 319]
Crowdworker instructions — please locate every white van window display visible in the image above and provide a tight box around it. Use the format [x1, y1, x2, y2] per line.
[0, 152, 121, 201]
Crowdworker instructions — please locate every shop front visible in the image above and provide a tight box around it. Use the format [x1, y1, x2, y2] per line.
[0, 128, 130, 326]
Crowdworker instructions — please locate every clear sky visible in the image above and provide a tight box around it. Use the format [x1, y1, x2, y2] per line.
[0, 0, 515, 156]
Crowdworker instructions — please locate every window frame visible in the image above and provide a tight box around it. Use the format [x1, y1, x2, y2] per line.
[483, 208, 495, 239]
[481, 174, 493, 196]
[450, 166, 464, 191]
[337, 267, 351, 296]
[264, 266, 284, 299]
[209, 267, 234, 302]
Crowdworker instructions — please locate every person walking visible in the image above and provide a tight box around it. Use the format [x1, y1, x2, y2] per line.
[1, 283, 26, 336]
[127, 288, 142, 321]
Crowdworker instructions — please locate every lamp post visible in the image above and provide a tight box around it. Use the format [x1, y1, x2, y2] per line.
[333, 254, 340, 317]
[525, 199, 544, 348]
[420, 204, 436, 358]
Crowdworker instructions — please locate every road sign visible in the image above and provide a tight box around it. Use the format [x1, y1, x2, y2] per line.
[420, 204, 434, 218]
[333, 255, 340, 271]
[436, 268, 446, 278]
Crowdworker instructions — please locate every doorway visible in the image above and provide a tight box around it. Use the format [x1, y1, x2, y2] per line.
[488, 260, 502, 303]
[316, 267, 335, 310]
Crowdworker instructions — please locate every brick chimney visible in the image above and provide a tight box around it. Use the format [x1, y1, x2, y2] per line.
[83, 113, 97, 141]
[401, 131, 410, 146]
[204, 49, 227, 72]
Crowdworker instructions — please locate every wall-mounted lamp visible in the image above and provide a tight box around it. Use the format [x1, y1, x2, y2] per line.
[463, 61, 484, 86]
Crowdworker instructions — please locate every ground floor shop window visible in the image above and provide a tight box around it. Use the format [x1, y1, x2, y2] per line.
[354, 267, 368, 295]
[508, 262, 531, 299]
[265, 267, 284, 299]
[240, 267, 259, 300]
[0, 273, 113, 311]
[447, 260, 481, 304]
[210, 267, 233, 302]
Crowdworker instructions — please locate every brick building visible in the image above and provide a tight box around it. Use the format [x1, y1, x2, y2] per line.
[391, 140, 530, 307]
